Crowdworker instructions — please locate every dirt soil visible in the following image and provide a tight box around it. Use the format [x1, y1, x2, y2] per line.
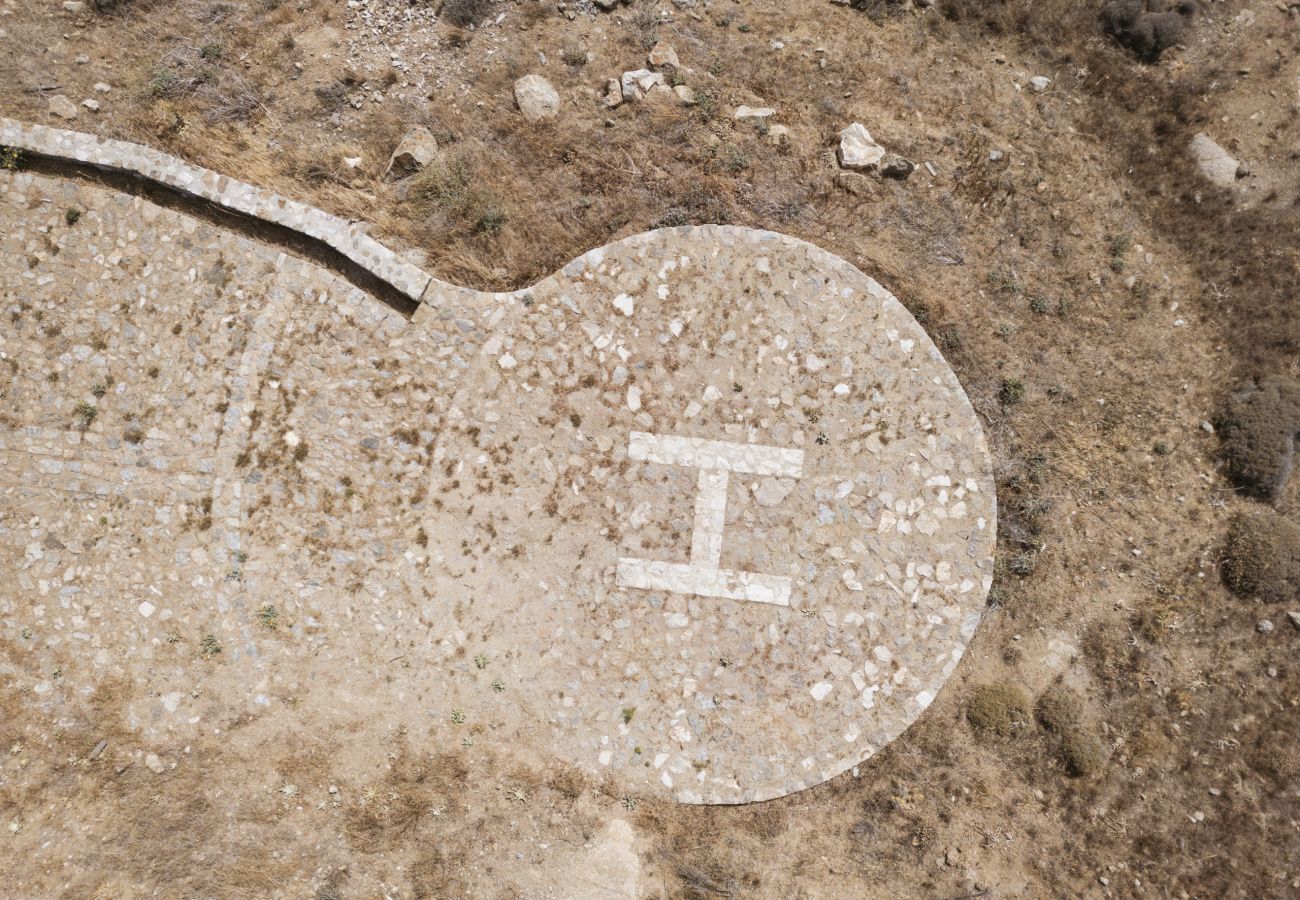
[2, 0, 1299, 897]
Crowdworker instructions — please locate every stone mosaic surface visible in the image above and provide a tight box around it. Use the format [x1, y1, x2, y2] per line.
[0, 168, 995, 804]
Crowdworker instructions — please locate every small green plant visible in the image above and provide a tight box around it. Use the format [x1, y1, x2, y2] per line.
[1029, 295, 1051, 314]
[450, 709, 466, 724]
[200, 42, 223, 60]
[474, 653, 488, 670]
[1153, 441, 1171, 456]
[621, 707, 636, 724]
[0, 146, 21, 170]
[200, 635, 222, 658]
[490, 678, 505, 693]
[65, 208, 81, 226]
[999, 378, 1025, 406]
[257, 605, 278, 629]
[91, 382, 107, 398]
[473, 204, 506, 236]
[622, 796, 637, 811]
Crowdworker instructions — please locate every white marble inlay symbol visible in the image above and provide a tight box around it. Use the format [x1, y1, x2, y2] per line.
[617, 431, 804, 606]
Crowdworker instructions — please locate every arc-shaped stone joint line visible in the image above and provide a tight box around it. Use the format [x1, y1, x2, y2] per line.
[0, 117, 436, 305]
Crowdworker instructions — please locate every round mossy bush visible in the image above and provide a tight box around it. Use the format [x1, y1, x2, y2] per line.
[1035, 685, 1083, 733]
[1222, 509, 1300, 604]
[1216, 376, 1300, 501]
[966, 683, 1032, 737]
[1059, 727, 1107, 777]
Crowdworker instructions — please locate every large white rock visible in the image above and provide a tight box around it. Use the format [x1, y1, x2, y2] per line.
[620, 69, 664, 102]
[47, 95, 78, 120]
[514, 74, 560, 123]
[838, 123, 886, 170]
[648, 42, 679, 68]
[385, 125, 439, 179]
[733, 105, 775, 124]
[1189, 132, 1240, 188]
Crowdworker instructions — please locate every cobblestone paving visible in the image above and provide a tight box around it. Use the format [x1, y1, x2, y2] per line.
[1, 170, 994, 803]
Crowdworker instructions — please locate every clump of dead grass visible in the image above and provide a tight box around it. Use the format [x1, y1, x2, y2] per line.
[966, 682, 1033, 737]
[1215, 377, 1300, 501]
[1221, 508, 1300, 604]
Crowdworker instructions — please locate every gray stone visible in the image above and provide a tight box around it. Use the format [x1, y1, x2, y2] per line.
[673, 84, 696, 106]
[734, 105, 776, 124]
[82, 99, 100, 112]
[47, 95, 78, 120]
[880, 155, 915, 180]
[648, 42, 679, 68]
[62, 1, 86, 12]
[1029, 75, 1051, 93]
[1257, 619, 1274, 634]
[385, 125, 439, 180]
[94, 82, 112, 93]
[835, 171, 873, 196]
[1288, 611, 1300, 631]
[1190, 133, 1239, 188]
[604, 78, 623, 108]
[514, 74, 560, 123]
[838, 123, 885, 169]
[144, 752, 165, 774]
[620, 69, 663, 102]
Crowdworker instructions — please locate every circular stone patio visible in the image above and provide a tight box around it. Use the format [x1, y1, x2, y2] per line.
[0, 169, 994, 804]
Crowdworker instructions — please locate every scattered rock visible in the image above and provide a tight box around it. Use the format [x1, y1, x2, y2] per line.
[594, 0, 624, 9]
[1221, 508, 1300, 604]
[620, 69, 664, 102]
[1190, 132, 1241, 188]
[647, 42, 679, 69]
[88, 739, 107, 761]
[733, 105, 775, 124]
[1101, 0, 1197, 63]
[1257, 619, 1274, 634]
[880, 154, 915, 179]
[765, 124, 791, 147]
[94, 82, 112, 93]
[603, 78, 622, 108]
[385, 125, 439, 180]
[966, 682, 1032, 737]
[514, 74, 560, 123]
[988, 149, 1004, 162]
[1288, 611, 1300, 630]
[644, 83, 676, 104]
[62, 1, 86, 12]
[82, 98, 99, 112]
[1029, 75, 1051, 92]
[144, 752, 165, 774]
[753, 477, 796, 507]
[837, 122, 886, 170]
[1216, 376, 1300, 500]
[834, 171, 873, 196]
[673, 84, 696, 106]
[1035, 685, 1083, 732]
[47, 95, 78, 120]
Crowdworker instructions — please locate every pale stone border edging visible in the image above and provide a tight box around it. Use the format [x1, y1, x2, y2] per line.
[0, 117, 433, 304]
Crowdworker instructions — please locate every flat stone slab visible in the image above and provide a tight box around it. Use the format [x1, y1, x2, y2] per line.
[0, 170, 994, 804]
